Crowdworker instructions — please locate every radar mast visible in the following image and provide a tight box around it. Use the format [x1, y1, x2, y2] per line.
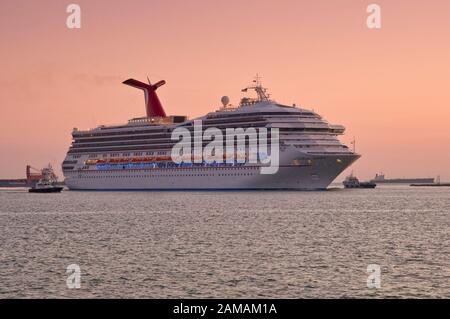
[241, 74, 271, 103]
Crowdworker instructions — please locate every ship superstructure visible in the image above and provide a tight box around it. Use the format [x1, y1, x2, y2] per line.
[62, 77, 359, 190]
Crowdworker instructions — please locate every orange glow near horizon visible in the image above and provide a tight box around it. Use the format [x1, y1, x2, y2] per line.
[0, 0, 449, 180]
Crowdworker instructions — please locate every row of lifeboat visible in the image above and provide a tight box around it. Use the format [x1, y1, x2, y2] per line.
[85, 156, 171, 165]
[85, 154, 249, 166]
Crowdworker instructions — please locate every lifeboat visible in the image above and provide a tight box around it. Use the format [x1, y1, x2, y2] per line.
[85, 159, 98, 165]
[155, 155, 170, 161]
[222, 153, 236, 160]
[110, 158, 124, 163]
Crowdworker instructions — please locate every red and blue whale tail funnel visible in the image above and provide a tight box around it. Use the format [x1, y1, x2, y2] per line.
[123, 78, 167, 117]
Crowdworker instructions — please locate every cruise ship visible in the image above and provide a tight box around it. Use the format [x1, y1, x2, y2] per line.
[62, 77, 360, 190]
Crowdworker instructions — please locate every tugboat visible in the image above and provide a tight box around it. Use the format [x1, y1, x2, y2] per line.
[343, 173, 376, 189]
[29, 165, 63, 193]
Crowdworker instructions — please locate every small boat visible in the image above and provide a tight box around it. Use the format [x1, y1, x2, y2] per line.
[29, 182, 63, 193]
[371, 173, 434, 184]
[343, 173, 376, 189]
[28, 164, 63, 193]
[411, 175, 450, 187]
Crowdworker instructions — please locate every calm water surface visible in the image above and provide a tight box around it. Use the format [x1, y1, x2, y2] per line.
[0, 185, 449, 298]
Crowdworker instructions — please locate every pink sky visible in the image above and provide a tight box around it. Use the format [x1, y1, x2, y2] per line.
[0, 0, 449, 180]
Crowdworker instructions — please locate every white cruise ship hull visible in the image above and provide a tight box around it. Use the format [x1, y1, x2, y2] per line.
[64, 151, 359, 191]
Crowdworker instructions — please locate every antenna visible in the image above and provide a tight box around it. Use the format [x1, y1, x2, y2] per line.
[241, 74, 270, 102]
[254, 73, 262, 86]
[350, 137, 356, 153]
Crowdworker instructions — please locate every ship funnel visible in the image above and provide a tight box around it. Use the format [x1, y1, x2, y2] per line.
[123, 78, 167, 117]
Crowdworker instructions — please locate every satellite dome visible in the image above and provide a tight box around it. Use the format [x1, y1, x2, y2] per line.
[221, 96, 230, 107]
